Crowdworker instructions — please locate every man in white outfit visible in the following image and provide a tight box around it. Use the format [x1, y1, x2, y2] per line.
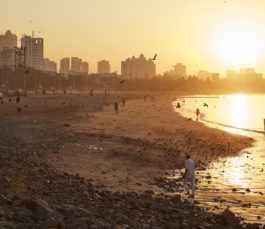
[183, 154, 195, 197]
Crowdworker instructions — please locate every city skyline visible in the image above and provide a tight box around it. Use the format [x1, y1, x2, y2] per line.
[2, 0, 265, 76]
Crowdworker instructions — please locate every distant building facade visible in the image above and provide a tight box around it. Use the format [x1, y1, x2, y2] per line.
[82, 61, 89, 73]
[198, 70, 212, 80]
[21, 36, 43, 70]
[172, 63, 187, 77]
[226, 69, 238, 80]
[98, 60, 110, 74]
[164, 63, 187, 79]
[0, 47, 17, 70]
[211, 73, 219, 81]
[71, 57, 82, 73]
[43, 58, 57, 73]
[0, 30, 17, 51]
[60, 58, 70, 75]
[239, 68, 262, 80]
[121, 54, 156, 79]
[226, 68, 262, 81]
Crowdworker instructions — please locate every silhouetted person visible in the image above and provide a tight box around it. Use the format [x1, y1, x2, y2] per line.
[90, 89, 94, 97]
[0, 91, 3, 104]
[183, 154, 195, 197]
[176, 102, 181, 108]
[16, 94, 21, 112]
[114, 102, 118, 115]
[196, 108, 200, 120]
[43, 89, 46, 95]
[122, 98, 126, 106]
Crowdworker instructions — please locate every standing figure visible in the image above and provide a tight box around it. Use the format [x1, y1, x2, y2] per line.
[16, 94, 21, 112]
[114, 102, 118, 115]
[90, 89, 94, 97]
[196, 108, 200, 120]
[183, 154, 195, 197]
[122, 98, 126, 106]
[0, 91, 3, 104]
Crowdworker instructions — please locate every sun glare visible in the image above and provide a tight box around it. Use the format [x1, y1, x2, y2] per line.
[217, 25, 263, 67]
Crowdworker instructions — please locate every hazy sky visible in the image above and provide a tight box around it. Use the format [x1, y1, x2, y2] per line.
[1, 0, 265, 76]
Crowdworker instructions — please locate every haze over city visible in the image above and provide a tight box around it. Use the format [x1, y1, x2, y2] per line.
[1, 1, 265, 228]
[2, 0, 265, 75]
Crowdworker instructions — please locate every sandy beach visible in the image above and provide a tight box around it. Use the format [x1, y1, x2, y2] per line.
[0, 91, 260, 228]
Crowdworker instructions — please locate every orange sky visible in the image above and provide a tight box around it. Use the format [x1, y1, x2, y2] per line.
[1, 0, 265, 76]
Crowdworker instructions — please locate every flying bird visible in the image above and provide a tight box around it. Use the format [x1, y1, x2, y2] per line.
[203, 103, 209, 107]
[152, 53, 157, 60]
[120, 80, 126, 84]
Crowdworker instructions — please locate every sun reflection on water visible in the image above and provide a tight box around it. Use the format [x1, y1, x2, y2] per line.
[229, 94, 248, 129]
[223, 157, 248, 188]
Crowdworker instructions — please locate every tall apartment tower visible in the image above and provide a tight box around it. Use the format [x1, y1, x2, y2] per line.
[21, 36, 43, 70]
[71, 57, 82, 73]
[98, 60, 110, 74]
[43, 58, 57, 73]
[60, 58, 70, 75]
[173, 63, 187, 77]
[82, 61, 89, 73]
[0, 30, 17, 51]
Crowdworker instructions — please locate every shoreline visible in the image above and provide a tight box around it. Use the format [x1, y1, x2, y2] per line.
[0, 92, 261, 228]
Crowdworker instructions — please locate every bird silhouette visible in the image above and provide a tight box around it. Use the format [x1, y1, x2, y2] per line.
[203, 103, 209, 107]
[152, 53, 157, 60]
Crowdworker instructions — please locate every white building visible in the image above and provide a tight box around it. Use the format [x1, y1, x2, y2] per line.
[21, 36, 43, 71]
[121, 54, 156, 79]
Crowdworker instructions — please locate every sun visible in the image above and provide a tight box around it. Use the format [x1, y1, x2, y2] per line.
[217, 25, 263, 67]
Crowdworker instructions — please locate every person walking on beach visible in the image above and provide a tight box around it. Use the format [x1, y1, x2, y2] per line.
[16, 94, 21, 112]
[196, 108, 200, 120]
[0, 91, 3, 104]
[114, 102, 118, 115]
[183, 154, 195, 197]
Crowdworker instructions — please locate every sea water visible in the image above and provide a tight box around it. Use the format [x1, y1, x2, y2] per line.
[173, 94, 265, 224]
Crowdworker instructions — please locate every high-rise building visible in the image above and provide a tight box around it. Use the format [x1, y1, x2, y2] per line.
[98, 60, 110, 74]
[43, 58, 57, 73]
[226, 69, 238, 80]
[172, 63, 187, 77]
[0, 47, 17, 70]
[60, 58, 70, 75]
[198, 70, 212, 80]
[82, 61, 89, 73]
[21, 36, 43, 70]
[121, 54, 156, 79]
[71, 57, 82, 73]
[0, 30, 17, 51]
[238, 68, 262, 80]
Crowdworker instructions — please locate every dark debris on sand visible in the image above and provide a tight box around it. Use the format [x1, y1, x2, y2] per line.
[0, 132, 262, 228]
